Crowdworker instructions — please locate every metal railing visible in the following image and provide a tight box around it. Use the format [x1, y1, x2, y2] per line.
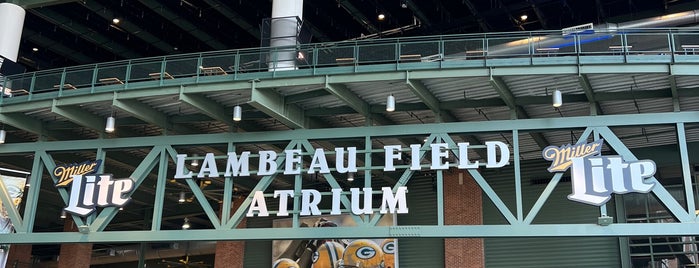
[2, 28, 699, 102]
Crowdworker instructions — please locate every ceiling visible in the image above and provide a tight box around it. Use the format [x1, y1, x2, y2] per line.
[3, 0, 699, 264]
[5, 0, 699, 71]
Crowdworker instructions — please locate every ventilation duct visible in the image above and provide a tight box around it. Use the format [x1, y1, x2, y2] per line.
[487, 10, 699, 56]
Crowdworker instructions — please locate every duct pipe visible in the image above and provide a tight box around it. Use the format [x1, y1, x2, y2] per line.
[487, 9, 699, 56]
[269, 0, 303, 71]
[0, 3, 25, 63]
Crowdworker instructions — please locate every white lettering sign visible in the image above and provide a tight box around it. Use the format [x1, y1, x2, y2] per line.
[62, 174, 134, 217]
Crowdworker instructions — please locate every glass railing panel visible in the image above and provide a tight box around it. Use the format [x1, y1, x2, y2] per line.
[316, 45, 355, 67]
[625, 33, 671, 55]
[96, 63, 128, 86]
[32, 71, 63, 93]
[578, 33, 623, 55]
[129, 60, 165, 82]
[201, 53, 237, 75]
[443, 38, 485, 60]
[672, 33, 699, 54]
[357, 43, 396, 64]
[486, 35, 537, 57]
[238, 51, 266, 72]
[165, 57, 198, 78]
[63, 68, 95, 91]
[399, 41, 440, 62]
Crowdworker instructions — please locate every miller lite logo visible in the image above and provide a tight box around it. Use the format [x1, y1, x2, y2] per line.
[543, 139, 657, 206]
[54, 161, 133, 217]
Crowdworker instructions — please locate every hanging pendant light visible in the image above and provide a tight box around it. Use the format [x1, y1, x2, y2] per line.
[105, 116, 116, 133]
[0, 129, 6, 144]
[347, 172, 355, 182]
[178, 191, 186, 203]
[233, 105, 242, 121]
[182, 217, 191, 229]
[386, 94, 395, 112]
[552, 89, 563, 108]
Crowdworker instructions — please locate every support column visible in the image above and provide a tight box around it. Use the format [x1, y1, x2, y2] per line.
[444, 170, 484, 267]
[214, 197, 247, 268]
[0, 3, 25, 63]
[6, 244, 32, 267]
[57, 217, 92, 268]
[268, 0, 303, 71]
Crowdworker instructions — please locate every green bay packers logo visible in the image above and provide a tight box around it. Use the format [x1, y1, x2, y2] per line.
[356, 246, 377, 259]
[382, 241, 395, 255]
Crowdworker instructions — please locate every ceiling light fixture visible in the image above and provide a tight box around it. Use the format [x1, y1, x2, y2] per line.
[552, 89, 563, 108]
[386, 94, 395, 112]
[378, 13, 386, 21]
[0, 129, 6, 144]
[105, 116, 116, 133]
[347, 172, 355, 182]
[112, 18, 120, 24]
[32, 47, 38, 52]
[191, 154, 199, 167]
[520, 14, 528, 21]
[178, 191, 186, 203]
[233, 105, 242, 122]
[400, 0, 408, 8]
[182, 217, 191, 229]
[60, 210, 67, 219]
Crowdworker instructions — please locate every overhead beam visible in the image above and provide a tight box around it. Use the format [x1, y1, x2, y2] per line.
[11, 0, 75, 9]
[404, 78, 459, 123]
[201, 0, 260, 40]
[29, 8, 142, 59]
[403, 0, 432, 27]
[137, 0, 227, 50]
[50, 102, 105, 132]
[489, 75, 549, 149]
[179, 92, 233, 125]
[324, 82, 370, 117]
[461, 0, 489, 31]
[578, 74, 604, 115]
[249, 83, 307, 129]
[80, 1, 175, 53]
[337, 0, 379, 33]
[668, 75, 681, 112]
[0, 112, 44, 135]
[112, 98, 195, 134]
[22, 28, 95, 64]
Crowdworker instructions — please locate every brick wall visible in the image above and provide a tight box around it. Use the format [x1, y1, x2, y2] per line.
[444, 170, 484, 268]
[58, 217, 92, 268]
[214, 196, 247, 268]
[6, 244, 32, 267]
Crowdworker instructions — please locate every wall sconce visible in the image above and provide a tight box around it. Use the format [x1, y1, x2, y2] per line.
[105, 116, 116, 133]
[552, 89, 562, 108]
[178, 191, 186, 203]
[233, 105, 242, 122]
[386, 94, 395, 112]
[182, 217, 191, 229]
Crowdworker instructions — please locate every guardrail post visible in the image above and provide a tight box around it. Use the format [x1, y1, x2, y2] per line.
[91, 64, 99, 94]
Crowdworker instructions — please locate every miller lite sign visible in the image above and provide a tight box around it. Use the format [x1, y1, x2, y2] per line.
[543, 139, 657, 206]
[53, 160, 134, 217]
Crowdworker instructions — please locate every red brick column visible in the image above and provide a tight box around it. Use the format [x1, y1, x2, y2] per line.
[57, 217, 92, 268]
[6, 244, 32, 267]
[444, 170, 484, 268]
[214, 197, 246, 268]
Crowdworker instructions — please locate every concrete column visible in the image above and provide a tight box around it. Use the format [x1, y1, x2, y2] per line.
[269, 0, 303, 70]
[444, 170, 484, 268]
[57, 217, 92, 268]
[6, 244, 32, 267]
[0, 3, 25, 62]
[214, 197, 247, 268]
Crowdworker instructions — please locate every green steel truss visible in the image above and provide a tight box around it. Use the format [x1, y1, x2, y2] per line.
[0, 111, 698, 244]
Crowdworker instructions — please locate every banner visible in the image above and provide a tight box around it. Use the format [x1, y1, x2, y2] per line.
[0, 174, 27, 267]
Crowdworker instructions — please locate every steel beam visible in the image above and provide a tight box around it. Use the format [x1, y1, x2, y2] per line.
[324, 82, 370, 117]
[249, 83, 307, 129]
[179, 92, 233, 125]
[137, 0, 227, 50]
[50, 102, 105, 132]
[578, 74, 603, 115]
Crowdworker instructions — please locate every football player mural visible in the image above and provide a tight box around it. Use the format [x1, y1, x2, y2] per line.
[272, 215, 397, 268]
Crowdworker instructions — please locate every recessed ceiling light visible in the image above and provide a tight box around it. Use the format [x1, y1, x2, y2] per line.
[378, 13, 386, 21]
[32, 47, 38, 52]
[112, 18, 120, 24]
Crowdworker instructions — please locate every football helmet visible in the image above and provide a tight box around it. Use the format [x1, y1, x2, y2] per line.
[380, 239, 395, 268]
[273, 258, 300, 268]
[338, 239, 384, 268]
[312, 241, 345, 268]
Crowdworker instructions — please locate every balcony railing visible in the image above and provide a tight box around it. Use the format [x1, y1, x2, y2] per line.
[2, 28, 699, 102]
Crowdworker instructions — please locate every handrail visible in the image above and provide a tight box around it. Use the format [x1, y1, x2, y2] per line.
[2, 28, 699, 102]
